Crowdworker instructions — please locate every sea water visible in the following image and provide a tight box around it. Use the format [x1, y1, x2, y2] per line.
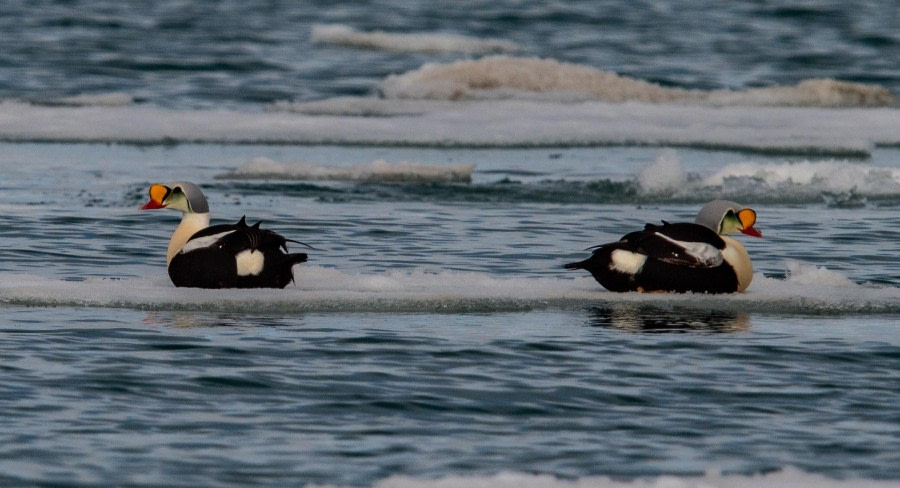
[2, 142, 899, 488]
[1, 1, 899, 487]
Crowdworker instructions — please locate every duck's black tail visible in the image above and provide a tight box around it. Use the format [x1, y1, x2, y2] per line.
[288, 253, 308, 266]
[564, 259, 587, 270]
[279, 252, 309, 288]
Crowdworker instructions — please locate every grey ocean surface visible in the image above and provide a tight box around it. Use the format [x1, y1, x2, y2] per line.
[1, 0, 897, 107]
[0, 1, 899, 487]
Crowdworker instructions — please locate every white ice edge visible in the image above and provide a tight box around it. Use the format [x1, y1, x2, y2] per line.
[636, 150, 900, 198]
[377, 56, 895, 108]
[310, 24, 520, 54]
[318, 468, 899, 488]
[2, 262, 898, 314]
[221, 157, 476, 183]
[1, 101, 898, 156]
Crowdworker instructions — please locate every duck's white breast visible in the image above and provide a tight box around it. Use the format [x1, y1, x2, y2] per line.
[721, 235, 753, 292]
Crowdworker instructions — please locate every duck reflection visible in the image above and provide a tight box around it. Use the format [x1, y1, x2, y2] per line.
[143, 311, 294, 328]
[587, 305, 749, 333]
[143, 311, 235, 328]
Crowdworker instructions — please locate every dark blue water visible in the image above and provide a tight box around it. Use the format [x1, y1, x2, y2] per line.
[1, 306, 898, 487]
[1, 142, 899, 486]
[0, 0, 896, 108]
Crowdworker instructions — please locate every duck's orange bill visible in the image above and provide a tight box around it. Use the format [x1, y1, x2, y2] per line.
[738, 208, 762, 237]
[140, 184, 169, 210]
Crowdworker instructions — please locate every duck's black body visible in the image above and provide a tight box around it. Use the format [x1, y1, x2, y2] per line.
[169, 217, 307, 289]
[565, 221, 741, 294]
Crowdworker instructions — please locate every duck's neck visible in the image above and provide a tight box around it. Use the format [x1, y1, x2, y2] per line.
[167, 212, 210, 267]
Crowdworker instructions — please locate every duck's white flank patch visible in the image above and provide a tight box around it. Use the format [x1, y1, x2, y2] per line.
[180, 231, 235, 254]
[655, 233, 723, 267]
[235, 249, 265, 276]
[610, 249, 647, 275]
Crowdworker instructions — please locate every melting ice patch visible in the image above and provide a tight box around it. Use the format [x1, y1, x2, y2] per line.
[705, 79, 899, 108]
[267, 97, 460, 117]
[311, 24, 519, 54]
[637, 153, 900, 202]
[381, 56, 896, 107]
[0, 268, 599, 314]
[336, 469, 899, 488]
[30, 92, 136, 107]
[380, 56, 692, 103]
[220, 157, 475, 183]
[783, 260, 859, 288]
[0, 100, 897, 156]
[1, 262, 899, 315]
[699, 161, 900, 194]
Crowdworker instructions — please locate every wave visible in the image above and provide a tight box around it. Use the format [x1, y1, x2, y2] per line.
[636, 151, 900, 205]
[380, 56, 896, 108]
[311, 24, 519, 54]
[345, 468, 897, 488]
[2, 261, 899, 315]
[219, 157, 475, 183]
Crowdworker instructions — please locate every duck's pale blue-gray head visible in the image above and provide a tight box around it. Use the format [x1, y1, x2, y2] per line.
[140, 181, 210, 214]
[695, 199, 762, 237]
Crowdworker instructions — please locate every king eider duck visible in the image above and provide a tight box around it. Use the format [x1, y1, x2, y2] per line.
[140, 181, 309, 288]
[564, 200, 762, 294]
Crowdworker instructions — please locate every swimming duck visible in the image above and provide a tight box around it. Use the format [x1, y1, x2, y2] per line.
[140, 181, 308, 288]
[564, 200, 761, 293]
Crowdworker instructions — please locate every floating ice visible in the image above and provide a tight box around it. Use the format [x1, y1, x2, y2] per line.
[2, 262, 899, 315]
[311, 24, 519, 54]
[381, 56, 896, 107]
[32, 92, 135, 107]
[701, 161, 900, 190]
[783, 260, 859, 288]
[348, 468, 898, 488]
[380, 56, 695, 103]
[1, 97, 898, 156]
[634, 156, 900, 202]
[267, 97, 460, 116]
[220, 157, 475, 183]
[706, 79, 897, 108]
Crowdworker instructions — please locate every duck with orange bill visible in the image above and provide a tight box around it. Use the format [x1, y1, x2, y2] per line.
[140, 181, 310, 289]
[565, 200, 762, 294]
